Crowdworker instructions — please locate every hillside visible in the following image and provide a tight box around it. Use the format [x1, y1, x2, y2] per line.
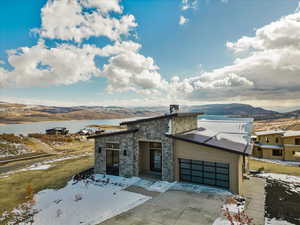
[0, 102, 157, 125]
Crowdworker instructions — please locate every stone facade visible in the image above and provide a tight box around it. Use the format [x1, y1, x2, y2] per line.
[94, 132, 137, 177]
[93, 114, 199, 182]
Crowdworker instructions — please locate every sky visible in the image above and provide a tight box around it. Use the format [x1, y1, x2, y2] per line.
[0, 0, 299, 112]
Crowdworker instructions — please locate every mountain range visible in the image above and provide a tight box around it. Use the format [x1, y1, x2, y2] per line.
[0, 102, 299, 124]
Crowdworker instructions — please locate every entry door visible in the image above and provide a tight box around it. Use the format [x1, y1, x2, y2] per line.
[150, 150, 162, 172]
[106, 150, 119, 176]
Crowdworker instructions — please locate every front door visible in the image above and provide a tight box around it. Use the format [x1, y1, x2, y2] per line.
[106, 150, 119, 176]
[150, 150, 162, 172]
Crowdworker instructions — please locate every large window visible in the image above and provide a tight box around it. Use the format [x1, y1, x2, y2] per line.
[295, 139, 300, 145]
[272, 149, 282, 156]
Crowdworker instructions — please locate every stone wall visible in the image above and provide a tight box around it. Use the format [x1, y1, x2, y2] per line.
[94, 132, 137, 177]
[171, 116, 198, 134]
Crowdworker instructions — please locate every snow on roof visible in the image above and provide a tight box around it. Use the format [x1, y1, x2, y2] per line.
[170, 119, 253, 155]
[255, 130, 285, 136]
[283, 131, 300, 137]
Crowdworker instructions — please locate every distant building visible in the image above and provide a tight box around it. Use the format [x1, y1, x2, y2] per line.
[253, 130, 300, 161]
[46, 127, 69, 135]
[88, 105, 253, 194]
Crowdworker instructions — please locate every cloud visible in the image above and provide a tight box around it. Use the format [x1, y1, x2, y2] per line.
[179, 16, 189, 25]
[169, 8, 300, 102]
[102, 50, 167, 93]
[220, 0, 229, 4]
[35, 0, 137, 42]
[181, 0, 198, 11]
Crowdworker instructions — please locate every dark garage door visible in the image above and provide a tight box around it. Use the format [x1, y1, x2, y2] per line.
[179, 159, 230, 189]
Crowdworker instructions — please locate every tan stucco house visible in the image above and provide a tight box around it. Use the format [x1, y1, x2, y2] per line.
[253, 130, 300, 161]
[88, 106, 253, 194]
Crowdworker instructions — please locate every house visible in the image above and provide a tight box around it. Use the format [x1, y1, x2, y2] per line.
[46, 127, 69, 135]
[88, 106, 253, 194]
[253, 130, 300, 161]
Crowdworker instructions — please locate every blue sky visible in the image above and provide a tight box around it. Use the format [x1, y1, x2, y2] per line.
[0, 0, 299, 111]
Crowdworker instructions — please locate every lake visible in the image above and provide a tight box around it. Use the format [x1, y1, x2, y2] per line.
[0, 115, 253, 135]
[0, 118, 142, 135]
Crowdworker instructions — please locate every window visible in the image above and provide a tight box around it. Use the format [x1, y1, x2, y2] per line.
[272, 149, 282, 156]
[266, 137, 269, 143]
[275, 137, 279, 143]
[257, 147, 261, 151]
[295, 139, 300, 145]
[105, 142, 120, 150]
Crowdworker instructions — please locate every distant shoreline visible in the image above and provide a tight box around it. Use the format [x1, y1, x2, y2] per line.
[0, 116, 144, 126]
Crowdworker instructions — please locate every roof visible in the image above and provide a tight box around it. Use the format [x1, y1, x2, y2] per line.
[167, 119, 253, 155]
[255, 130, 285, 136]
[120, 112, 203, 125]
[87, 129, 138, 139]
[46, 127, 67, 131]
[283, 131, 300, 137]
[255, 144, 283, 149]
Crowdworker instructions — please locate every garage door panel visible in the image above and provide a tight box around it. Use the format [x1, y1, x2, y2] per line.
[179, 158, 229, 189]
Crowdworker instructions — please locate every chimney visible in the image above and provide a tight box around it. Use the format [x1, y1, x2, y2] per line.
[170, 104, 179, 114]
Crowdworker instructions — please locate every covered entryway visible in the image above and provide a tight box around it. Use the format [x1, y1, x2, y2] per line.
[139, 141, 162, 179]
[179, 159, 230, 189]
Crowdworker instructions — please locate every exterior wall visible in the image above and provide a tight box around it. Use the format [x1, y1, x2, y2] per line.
[126, 117, 174, 181]
[171, 116, 198, 134]
[257, 134, 283, 145]
[173, 140, 243, 194]
[261, 148, 284, 160]
[94, 132, 137, 177]
[283, 145, 300, 161]
[252, 145, 263, 158]
[283, 136, 300, 145]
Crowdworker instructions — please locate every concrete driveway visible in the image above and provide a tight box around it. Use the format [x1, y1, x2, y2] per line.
[99, 187, 227, 225]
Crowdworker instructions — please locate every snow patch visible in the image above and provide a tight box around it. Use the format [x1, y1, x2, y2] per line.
[31, 180, 150, 225]
[171, 182, 232, 195]
[265, 218, 296, 225]
[256, 173, 300, 184]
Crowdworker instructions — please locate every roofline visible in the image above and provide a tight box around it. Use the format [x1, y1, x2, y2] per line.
[120, 112, 203, 125]
[87, 129, 139, 139]
[282, 135, 300, 138]
[166, 134, 250, 156]
[255, 132, 285, 136]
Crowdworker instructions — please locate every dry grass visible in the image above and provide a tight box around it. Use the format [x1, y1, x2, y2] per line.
[28, 133, 73, 145]
[0, 134, 31, 145]
[53, 139, 94, 154]
[249, 159, 300, 176]
[0, 156, 93, 215]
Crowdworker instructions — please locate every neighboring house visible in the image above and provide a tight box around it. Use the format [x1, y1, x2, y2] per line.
[88, 106, 253, 194]
[253, 130, 300, 161]
[46, 127, 69, 135]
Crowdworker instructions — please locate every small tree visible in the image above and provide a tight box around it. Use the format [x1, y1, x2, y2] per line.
[223, 208, 255, 225]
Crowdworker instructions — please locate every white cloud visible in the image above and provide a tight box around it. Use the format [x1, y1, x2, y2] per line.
[102, 50, 167, 92]
[179, 16, 189, 25]
[36, 0, 137, 42]
[181, 0, 198, 11]
[170, 9, 300, 102]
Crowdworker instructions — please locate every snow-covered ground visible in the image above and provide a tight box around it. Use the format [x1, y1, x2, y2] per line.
[265, 218, 295, 225]
[251, 157, 300, 166]
[256, 172, 300, 184]
[31, 178, 151, 225]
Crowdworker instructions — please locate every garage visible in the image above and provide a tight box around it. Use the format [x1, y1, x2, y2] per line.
[179, 158, 230, 189]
